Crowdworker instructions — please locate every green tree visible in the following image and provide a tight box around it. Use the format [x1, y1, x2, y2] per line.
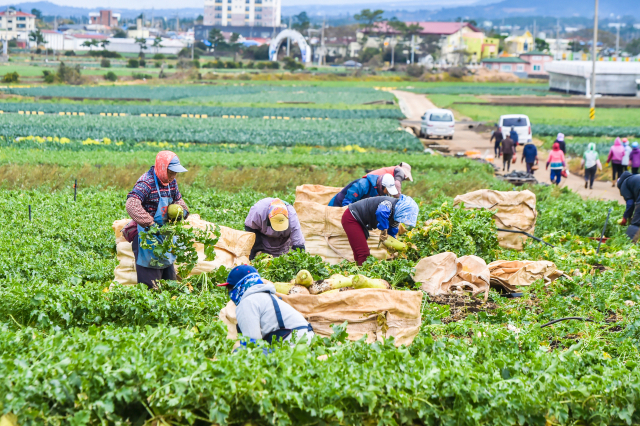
[113, 28, 127, 38]
[283, 56, 304, 72]
[208, 28, 227, 50]
[100, 39, 111, 50]
[624, 38, 640, 56]
[28, 29, 45, 49]
[354, 9, 384, 33]
[152, 36, 163, 53]
[291, 12, 310, 33]
[30, 8, 42, 19]
[135, 37, 148, 56]
[535, 38, 550, 52]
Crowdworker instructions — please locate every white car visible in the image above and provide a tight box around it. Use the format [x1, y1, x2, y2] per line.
[499, 114, 532, 145]
[420, 109, 455, 140]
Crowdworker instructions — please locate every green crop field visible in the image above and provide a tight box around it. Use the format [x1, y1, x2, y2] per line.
[0, 80, 639, 425]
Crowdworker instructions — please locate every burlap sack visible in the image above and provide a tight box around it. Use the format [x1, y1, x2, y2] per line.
[488, 260, 565, 292]
[295, 184, 342, 205]
[293, 200, 388, 264]
[412, 252, 490, 300]
[112, 214, 255, 285]
[453, 189, 537, 251]
[219, 289, 423, 346]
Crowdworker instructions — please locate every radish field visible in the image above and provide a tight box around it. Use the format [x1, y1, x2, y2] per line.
[1, 82, 639, 425]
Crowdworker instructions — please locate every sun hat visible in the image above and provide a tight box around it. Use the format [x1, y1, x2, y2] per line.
[167, 156, 188, 173]
[381, 173, 398, 195]
[399, 162, 413, 182]
[268, 199, 289, 232]
[556, 133, 565, 142]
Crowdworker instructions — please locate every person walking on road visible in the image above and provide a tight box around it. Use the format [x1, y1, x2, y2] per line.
[500, 134, 516, 172]
[621, 138, 632, 172]
[490, 123, 504, 158]
[509, 127, 519, 150]
[606, 137, 626, 186]
[629, 142, 640, 175]
[521, 141, 538, 174]
[580, 143, 602, 190]
[546, 142, 566, 185]
[555, 133, 566, 154]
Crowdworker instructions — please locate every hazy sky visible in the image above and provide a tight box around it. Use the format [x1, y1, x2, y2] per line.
[0, 0, 474, 9]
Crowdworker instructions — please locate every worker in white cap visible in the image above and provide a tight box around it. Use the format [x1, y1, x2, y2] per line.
[329, 173, 398, 207]
[365, 162, 413, 195]
[244, 198, 306, 260]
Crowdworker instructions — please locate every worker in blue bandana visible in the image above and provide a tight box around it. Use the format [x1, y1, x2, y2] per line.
[341, 195, 419, 265]
[218, 265, 314, 344]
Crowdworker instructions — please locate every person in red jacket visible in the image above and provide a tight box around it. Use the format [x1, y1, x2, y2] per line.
[366, 162, 413, 195]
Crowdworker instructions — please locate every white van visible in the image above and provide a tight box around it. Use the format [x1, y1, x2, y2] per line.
[499, 114, 532, 145]
[420, 109, 455, 139]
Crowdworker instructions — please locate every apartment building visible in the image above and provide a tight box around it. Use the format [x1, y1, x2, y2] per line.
[0, 9, 36, 41]
[203, 0, 280, 28]
[89, 10, 120, 28]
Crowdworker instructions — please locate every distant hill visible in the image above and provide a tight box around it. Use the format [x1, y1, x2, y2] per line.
[0, 1, 202, 19]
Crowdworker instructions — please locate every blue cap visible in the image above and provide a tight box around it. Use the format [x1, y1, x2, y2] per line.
[217, 265, 258, 288]
[168, 156, 188, 173]
[633, 142, 639, 149]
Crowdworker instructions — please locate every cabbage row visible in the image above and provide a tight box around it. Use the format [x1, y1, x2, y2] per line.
[533, 124, 640, 138]
[0, 101, 403, 119]
[0, 84, 396, 104]
[0, 115, 422, 151]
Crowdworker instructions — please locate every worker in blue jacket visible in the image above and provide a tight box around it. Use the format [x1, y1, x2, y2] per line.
[329, 173, 398, 207]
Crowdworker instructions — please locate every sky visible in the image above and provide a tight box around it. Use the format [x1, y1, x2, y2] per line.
[0, 0, 481, 10]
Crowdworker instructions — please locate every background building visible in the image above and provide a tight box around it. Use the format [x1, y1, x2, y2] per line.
[546, 61, 640, 96]
[89, 10, 120, 28]
[0, 9, 35, 42]
[203, 0, 281, 28]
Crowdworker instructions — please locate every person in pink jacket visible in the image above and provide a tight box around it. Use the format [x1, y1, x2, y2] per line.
[606, 137, 626, 186]
[546, 142, 566, 185]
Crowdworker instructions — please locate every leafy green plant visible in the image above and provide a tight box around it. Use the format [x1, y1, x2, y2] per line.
[139, 220, 220, 277]
[403, 201, 499, 261]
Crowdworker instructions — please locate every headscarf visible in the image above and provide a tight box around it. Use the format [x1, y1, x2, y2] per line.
[584, 143, 598, 169]
[227, 266, 265, 305]
[552, 142, 560, 151]
[610, 137, 625, 157]
[632, 142, 639, 149]
[155, 150, 177, 186]
[556, 133, 565, 142]
[394, 195, 419, 227]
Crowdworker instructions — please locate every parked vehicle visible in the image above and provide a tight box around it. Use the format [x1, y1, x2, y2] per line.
[498, 114, 532, 145]
[420, 109, 455, 139]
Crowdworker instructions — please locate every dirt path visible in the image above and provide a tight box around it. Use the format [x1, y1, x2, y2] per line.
[392, 90, 622, 203]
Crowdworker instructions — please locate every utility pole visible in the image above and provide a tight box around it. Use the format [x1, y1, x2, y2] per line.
[533, 19, 536, 45]
[391, 38, 395, 67]
[615, 18, 620, 57]
[555, 19, 560, 59]
[411, 34, 415, 64]
[320, 18, 325, 66]
[590, 0, 598, 121]
[287, 16, 291, 56]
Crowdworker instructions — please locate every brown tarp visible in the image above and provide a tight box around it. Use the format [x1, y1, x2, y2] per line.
[219, 288, 423, 346]
[112, 214, 255, 285]
[412, 252, 490, 300]
[293, 200, 389, 264]
[295, 184, 342, 205]
[488, 260, 565, 292]
[453, 189, 537, 251]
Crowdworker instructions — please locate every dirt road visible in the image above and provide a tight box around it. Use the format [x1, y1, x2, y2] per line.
[392, 90, 622, 203]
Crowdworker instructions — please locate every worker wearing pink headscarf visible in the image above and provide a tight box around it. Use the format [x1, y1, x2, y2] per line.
[606, 138, 626, 186]
[125, 150, 190, 289]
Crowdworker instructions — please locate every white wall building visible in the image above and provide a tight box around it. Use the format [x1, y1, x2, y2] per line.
[547, 61, 640, 96]
[0, 9, 36, 41]
[204, 0, 280, 28]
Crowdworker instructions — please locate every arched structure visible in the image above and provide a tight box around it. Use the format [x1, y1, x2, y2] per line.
[268, 29, 311, 64]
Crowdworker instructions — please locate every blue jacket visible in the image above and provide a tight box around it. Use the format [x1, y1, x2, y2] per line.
[329, 175, 380, 207]
[509, 130, 519, 143]
[523, 144, 537, 163]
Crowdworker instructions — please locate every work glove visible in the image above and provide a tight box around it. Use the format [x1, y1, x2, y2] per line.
[379, 230, 388, 243]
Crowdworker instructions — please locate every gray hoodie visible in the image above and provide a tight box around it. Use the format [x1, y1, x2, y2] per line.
[236, 282, 311, 341]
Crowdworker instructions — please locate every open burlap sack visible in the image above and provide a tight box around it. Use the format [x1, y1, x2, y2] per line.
[412, 252, 491, 300]
[453, 189, 537, 251]
[112, 214, 255, 285]
[219, 289, 423, 347]
[293, 200, 388, 264]
[295, 184, 342, 205]
[488, 260, 565, 292]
